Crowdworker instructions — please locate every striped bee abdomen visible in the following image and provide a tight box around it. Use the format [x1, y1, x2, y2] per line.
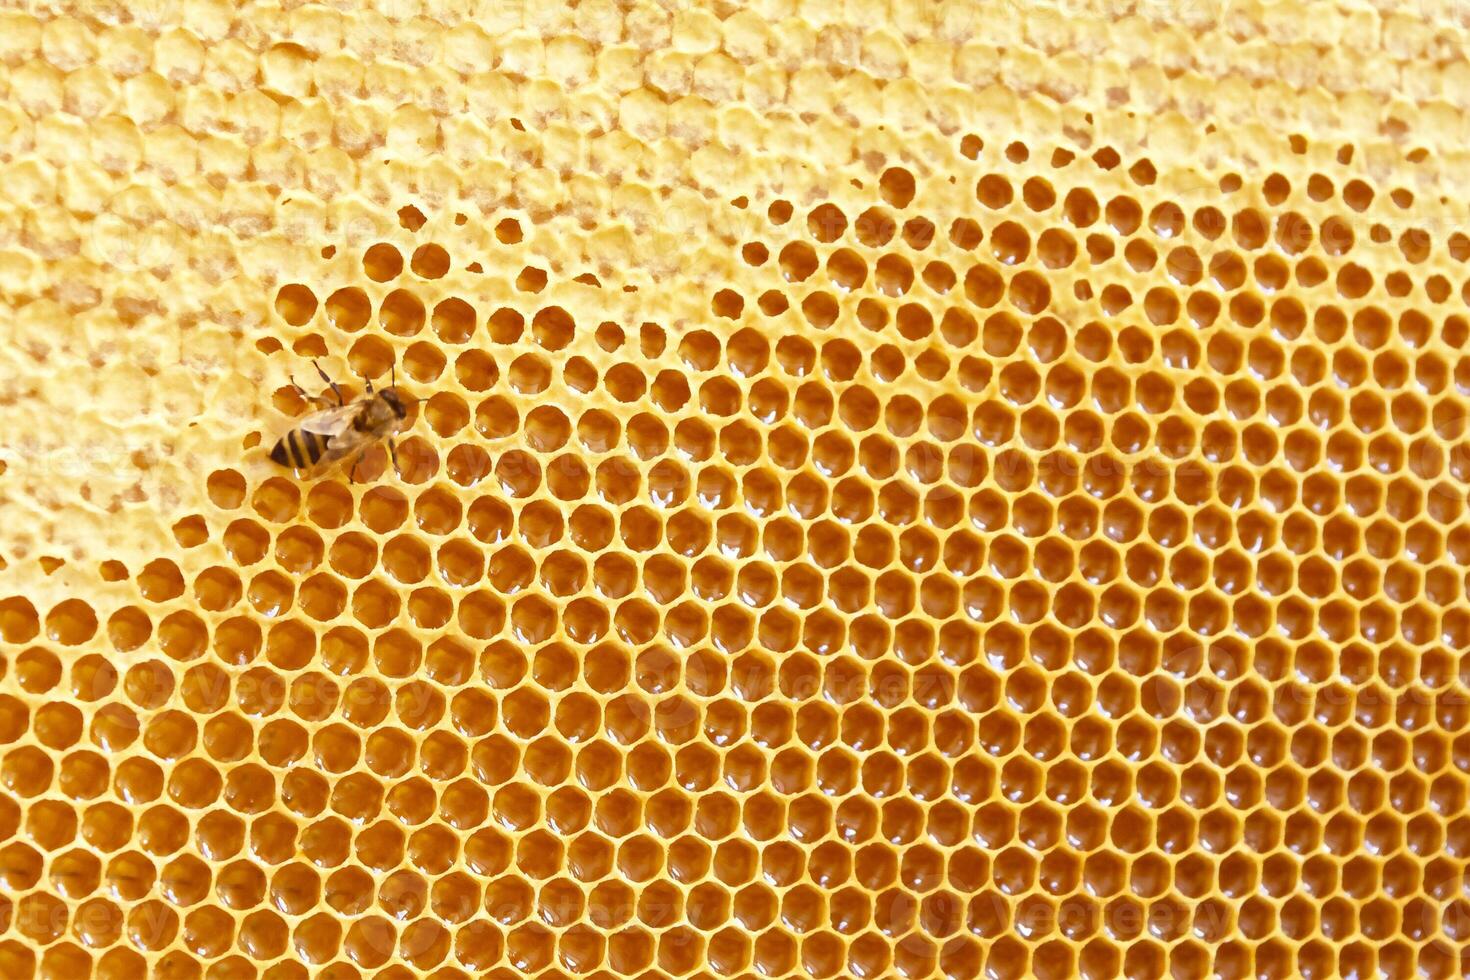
[269, 428, 330, 470]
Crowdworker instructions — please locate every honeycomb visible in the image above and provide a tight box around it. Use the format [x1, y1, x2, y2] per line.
[4, 0, 1470, 978]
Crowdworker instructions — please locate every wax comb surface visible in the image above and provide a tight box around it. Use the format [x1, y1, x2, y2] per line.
[3, 2, 1470, 978]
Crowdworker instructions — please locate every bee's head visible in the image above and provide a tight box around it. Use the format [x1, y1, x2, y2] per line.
[380, 388, 409, 420]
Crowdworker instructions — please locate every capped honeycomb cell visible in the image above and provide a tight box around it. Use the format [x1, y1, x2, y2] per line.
[3, 1, 1470, 979]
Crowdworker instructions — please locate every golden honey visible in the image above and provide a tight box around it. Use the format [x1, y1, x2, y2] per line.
[2, 1, 1470, 978]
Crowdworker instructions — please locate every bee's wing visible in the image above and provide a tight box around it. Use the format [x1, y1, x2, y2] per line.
[290, 405, 369, 476]
[304, 431, 373, 477]
[299, 404, 361, 437]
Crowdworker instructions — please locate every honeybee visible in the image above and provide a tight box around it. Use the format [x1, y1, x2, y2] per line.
[270, 361, 414, 482]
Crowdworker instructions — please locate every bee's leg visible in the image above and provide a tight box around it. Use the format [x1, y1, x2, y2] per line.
[289, 374, 331, 409]
[387, 437, 400, 476]
[312, 360, 346, 407]
[348, 454, 360, 484]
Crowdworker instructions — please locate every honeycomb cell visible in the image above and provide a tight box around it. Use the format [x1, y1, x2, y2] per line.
[275, 284, 318, 327]
[380, 289, 426, 338]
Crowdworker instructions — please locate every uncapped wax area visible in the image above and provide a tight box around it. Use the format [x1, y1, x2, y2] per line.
[4, 0, 1470, 978]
